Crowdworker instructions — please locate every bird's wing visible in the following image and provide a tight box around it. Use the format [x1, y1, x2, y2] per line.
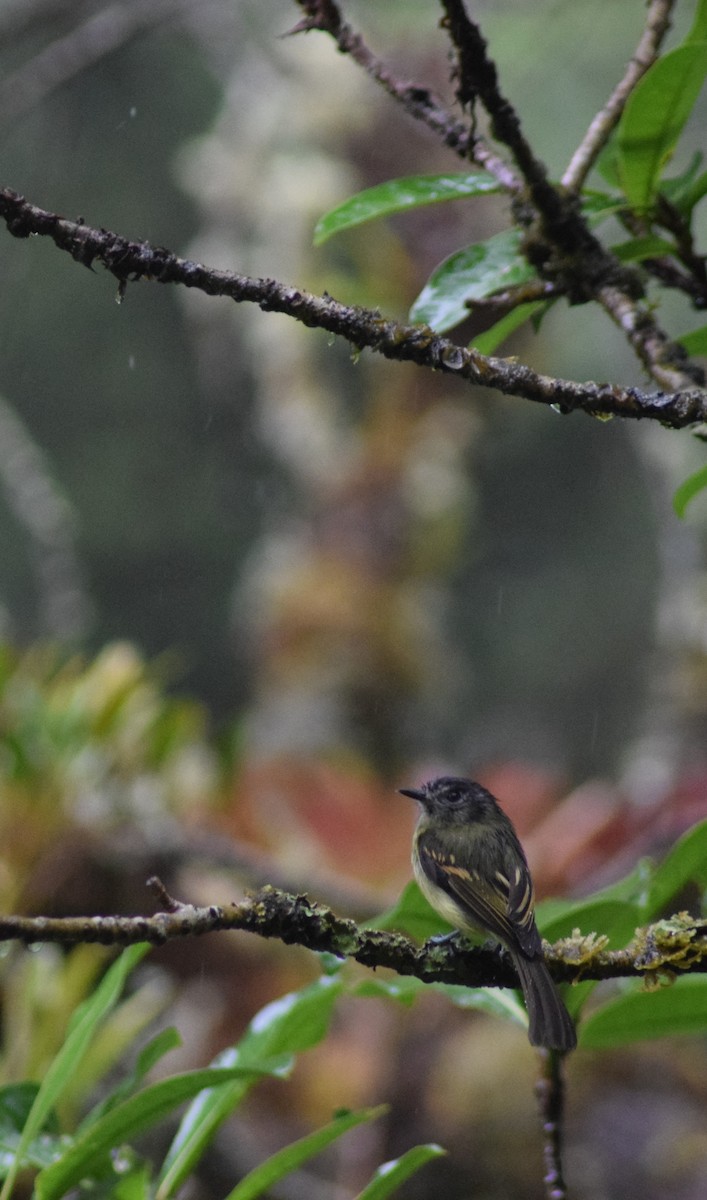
[417, 828, 542, 957]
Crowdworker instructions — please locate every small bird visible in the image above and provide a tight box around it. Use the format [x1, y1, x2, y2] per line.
[399, 776, 576, 1053]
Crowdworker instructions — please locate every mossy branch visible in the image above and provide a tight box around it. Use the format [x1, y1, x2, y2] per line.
[2, 884, 705, 989]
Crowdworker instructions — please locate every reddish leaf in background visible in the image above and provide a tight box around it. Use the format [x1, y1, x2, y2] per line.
[228, 757, 414, 885]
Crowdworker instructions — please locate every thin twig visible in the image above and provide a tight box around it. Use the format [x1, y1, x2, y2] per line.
[535, 1051, 569, 1200]
[437, 0, 703, 391]
[0, 187, 705, 423]
[439, 0, 557, 209]
[291, 0, 520, 191]
[562, 0, 677, 192]
[293, 1, 701, 391]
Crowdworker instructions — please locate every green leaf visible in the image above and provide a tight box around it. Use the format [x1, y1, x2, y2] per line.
[0, 1085, 58, 1139]
[224, 1107, 387, 1200]
[157, 976, 344, 1199]
[616, 43, 707, 210]
[673, 464, 707, 517]
[580, 188, 625, 221]
[676, 325, 707, 356]
[370, 881, 453, 942]
[580, 975, 707, 1048]
[644, 818, 707, 916]
[35, 1063, 291, 1200]
[352, 975, 427, 1006]
[610, 235, 675, 262]
[78, 1027, 182, 1132]
[313, 173, 501, 245]
[0, 1084, 62, 1177]
[0, 943, 149, 1200]
[471, 300, 548, 355]
[354, 1144, 446, 1200]
[659, 152, 707, 213]
[537, 897, 640, 950]
[689, 0, 707, 41]
[586, 857, 655, 912]
[430, 982, 529, 1030]
[113, 1160, 152, 1200]
[410, 231, 535, 334]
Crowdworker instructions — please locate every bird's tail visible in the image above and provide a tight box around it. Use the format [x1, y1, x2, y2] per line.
[511, 953, 576, 1053]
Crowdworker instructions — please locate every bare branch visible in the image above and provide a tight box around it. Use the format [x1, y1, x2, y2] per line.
[535, 1051, 569, 1200]
[0, 187, 705, 424]
[439, 0, 550, 194]
[437, 0, 703, 392]
[562, 0, 677, 192]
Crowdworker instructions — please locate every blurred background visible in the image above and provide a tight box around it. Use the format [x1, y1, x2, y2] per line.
[0, 1, 707, 1198]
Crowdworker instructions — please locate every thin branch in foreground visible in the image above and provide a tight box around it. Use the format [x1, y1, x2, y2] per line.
[562, 0, 677, 192]
[1, 187, 706, 426]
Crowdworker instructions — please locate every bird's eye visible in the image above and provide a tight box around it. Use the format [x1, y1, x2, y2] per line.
[445, 788, 464, 805]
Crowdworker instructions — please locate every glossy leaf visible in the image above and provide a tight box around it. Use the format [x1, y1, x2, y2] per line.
[313, 173, 501, 245]
[581, 976, 707, 1048]
[157, 976, 344, 1199]
[673, 465, 707, 517]
[610, 235, 675, 262]
[35, 1063, 291, 1200]
[616, 43, 707, 210]
[225, 1107, 387, 1200]
[0, 943, 150, 1200]
[355, 1144, 446, 1200]
[644, 818, 707, 914]
[410, 231, 535, 333]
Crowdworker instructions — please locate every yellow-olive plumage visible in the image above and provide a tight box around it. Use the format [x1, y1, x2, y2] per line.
[400, 776, 576, 1053]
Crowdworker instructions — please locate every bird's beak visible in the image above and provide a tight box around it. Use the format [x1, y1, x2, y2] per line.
[398, 787, 426, 802]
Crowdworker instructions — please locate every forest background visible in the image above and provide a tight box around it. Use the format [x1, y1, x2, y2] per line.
[1, 2, 707, 1199]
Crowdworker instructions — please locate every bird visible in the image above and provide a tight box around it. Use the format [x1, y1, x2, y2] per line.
[399, 775, 576, 1053]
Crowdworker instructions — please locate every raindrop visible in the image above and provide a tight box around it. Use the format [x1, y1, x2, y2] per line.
[128, 355, 136, 370]
[111, 1149, 134, 1175]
